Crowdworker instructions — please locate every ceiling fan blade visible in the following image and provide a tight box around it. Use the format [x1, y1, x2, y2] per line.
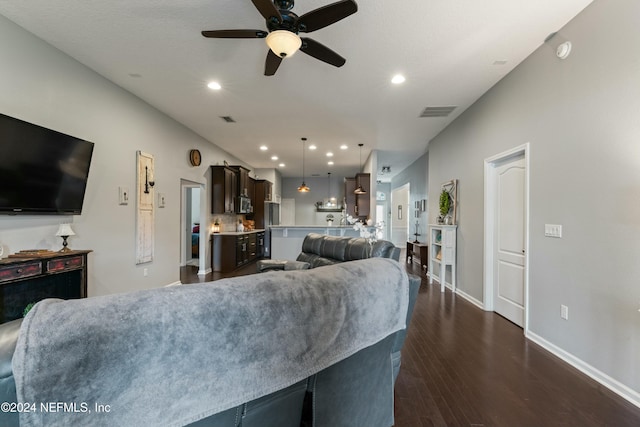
[300, 38, 346, 67]
[202, 29, 268, 38]
[251, 0, 282, 23]
[265, 50, 283, 76]
[297, 0, 357, 33]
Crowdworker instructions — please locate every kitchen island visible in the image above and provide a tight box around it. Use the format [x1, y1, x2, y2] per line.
[270, 225, 364, 261]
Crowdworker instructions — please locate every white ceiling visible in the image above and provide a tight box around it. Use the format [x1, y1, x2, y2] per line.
[0, 0, 592, 181]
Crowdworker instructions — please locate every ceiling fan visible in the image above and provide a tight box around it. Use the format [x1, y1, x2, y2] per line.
[202, 0, 358, 76]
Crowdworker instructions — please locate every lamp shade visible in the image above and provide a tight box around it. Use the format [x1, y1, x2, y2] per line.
[266, 30, 302, 58]
[297, 182, 310, 193]
[55, 223, 75, 237]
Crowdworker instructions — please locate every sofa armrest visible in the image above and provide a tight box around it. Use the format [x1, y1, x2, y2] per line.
[0, 319, 21, 427]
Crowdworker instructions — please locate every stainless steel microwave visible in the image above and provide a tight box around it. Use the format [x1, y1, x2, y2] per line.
[237, 196, 252, 213]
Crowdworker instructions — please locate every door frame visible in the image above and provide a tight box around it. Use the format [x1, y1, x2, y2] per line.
[390, 183, 410, 247]
[180, 179, 206, 274]
[483, 143, 530, 332]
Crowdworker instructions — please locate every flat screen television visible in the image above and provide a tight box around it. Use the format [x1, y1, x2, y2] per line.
[0, 113, 94, 215]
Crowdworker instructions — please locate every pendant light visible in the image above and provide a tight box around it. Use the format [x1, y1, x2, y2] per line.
[297, 137, 310, 193]
[354, 143, 367, 194]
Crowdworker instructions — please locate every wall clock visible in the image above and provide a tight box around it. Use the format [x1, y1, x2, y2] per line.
[189, 149, 202, 166]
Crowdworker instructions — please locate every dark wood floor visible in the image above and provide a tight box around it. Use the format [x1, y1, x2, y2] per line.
[180, 260, 640, 427]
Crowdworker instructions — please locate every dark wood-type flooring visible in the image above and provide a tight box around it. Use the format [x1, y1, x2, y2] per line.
[180, 259, 640, 427]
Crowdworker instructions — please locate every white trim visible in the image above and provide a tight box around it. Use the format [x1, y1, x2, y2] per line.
[483, 143, 530, 332]
[165, 281, 182, 287]
[197, 267, 212, 276]
[455, 289, 485, 310]
[526, 331, 640, 409]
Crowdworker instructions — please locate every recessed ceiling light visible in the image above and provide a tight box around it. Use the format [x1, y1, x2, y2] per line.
[391, 74, 406, 84]
[340, 144, 348, 150]
[309, 145, 317, 150]
[207, 81, 222, 90]
[326, 152, 333, 157]
[259, 145, 268, 151]
[279, 163, 285, 167]
[271, 155, 278, 161]
[328, 161, 334, 166]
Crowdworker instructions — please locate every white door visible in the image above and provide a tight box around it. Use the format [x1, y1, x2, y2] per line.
[493, 156, 525, 327]
[390, 184, 409, 247]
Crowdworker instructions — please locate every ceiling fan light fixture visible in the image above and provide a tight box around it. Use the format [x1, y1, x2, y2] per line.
[266, 30, 302, 58]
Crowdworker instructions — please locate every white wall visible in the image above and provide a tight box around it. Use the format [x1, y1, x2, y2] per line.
[0, 15, 248, 295]
[427, 0, 640, 399]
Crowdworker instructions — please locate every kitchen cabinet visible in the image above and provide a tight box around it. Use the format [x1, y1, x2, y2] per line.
[230, 166, 251, 197]
[211, 231, 265, 272]
[255, 179, 272, 202]
[211, 166, 237, 214]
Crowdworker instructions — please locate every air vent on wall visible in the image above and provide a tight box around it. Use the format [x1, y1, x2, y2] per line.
[220, 116, 236, 123]
[419, 106, 457, 118]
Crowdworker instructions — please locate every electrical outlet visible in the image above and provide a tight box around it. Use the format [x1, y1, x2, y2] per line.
[561, 304, 569, 320]
[545, 224, 563, 238]
[143, 268, 148, 277]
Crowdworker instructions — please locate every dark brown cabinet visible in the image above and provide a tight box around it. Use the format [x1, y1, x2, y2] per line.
[211, 166, 237, 214]
[231, 166, 251, 198]
[212, 231, 264, 272]
[406, 241, 428, 273]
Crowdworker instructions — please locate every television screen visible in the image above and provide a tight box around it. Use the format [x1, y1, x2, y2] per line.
[0, 113, 94, 215]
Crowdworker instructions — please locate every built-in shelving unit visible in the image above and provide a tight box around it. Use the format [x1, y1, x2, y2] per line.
[428, 225, 457, 293]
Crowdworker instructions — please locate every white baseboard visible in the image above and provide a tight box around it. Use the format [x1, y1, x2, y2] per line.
[165, 281, 182, 287]
[455, 288, 484, 310]
[197, 267, 211, 276]
[526, 330, 640, 409]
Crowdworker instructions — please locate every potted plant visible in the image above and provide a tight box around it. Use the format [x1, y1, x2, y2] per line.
[438, 189, 451, 224]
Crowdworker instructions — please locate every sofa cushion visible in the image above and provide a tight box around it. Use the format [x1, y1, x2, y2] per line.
[343, 238, 370, 261]
[318, 236, 350, 261]
[301, 233, 324, 254]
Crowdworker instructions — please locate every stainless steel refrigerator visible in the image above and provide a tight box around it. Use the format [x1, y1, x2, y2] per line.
[263, 202, 280, 258]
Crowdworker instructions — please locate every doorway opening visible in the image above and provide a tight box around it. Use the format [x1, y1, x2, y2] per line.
[180, 180, 206, 275]
[484, 143, 530, 331]
[390, 183, 410, 247]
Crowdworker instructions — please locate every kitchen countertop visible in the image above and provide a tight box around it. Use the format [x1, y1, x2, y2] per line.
[212, 229, 265, 236]
[270, 225, 358, 228]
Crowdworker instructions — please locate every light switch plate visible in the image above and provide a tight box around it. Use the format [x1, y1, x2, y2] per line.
[158, 193, 166, 208]
[545, 224, 562, 238]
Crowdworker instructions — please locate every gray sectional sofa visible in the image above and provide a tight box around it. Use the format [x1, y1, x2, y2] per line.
[258, 233, 401, 272]
[0, 257, 419, 427]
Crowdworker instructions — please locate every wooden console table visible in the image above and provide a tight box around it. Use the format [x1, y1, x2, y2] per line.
[406, 241, 428, 273]
[0, 250, 91, 323]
